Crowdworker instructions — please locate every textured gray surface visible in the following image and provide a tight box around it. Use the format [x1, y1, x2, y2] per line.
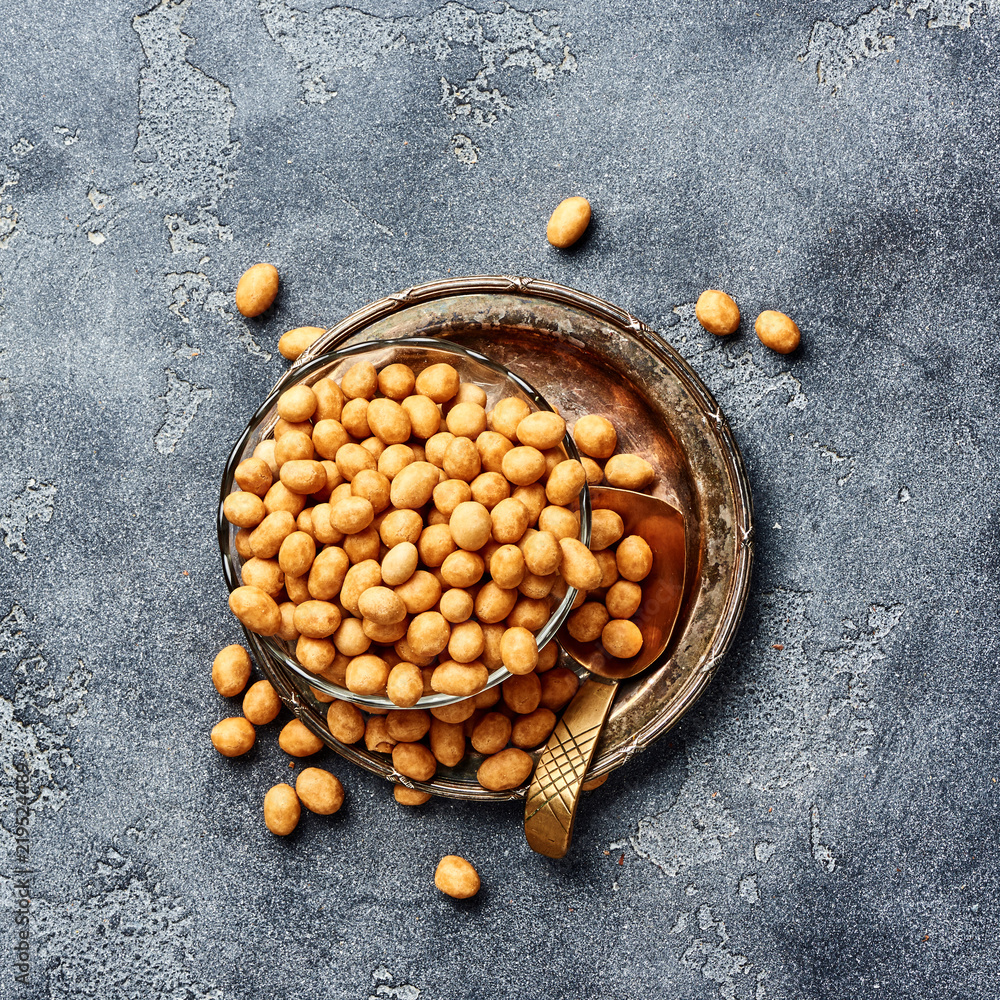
[1, 0, 998, 997]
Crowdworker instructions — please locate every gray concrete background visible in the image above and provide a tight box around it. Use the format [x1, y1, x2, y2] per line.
[1, 0, 998, 997]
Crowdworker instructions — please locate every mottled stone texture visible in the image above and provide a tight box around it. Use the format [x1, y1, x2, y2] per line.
[1, 1, 998, 998]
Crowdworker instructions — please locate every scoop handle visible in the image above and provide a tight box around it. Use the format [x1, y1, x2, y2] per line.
[524, 677, 617, 858]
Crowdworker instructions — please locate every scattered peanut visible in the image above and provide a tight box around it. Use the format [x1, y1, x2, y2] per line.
[755, 310, 801, 354]
[212, 644, 252, 697]
[435, 855, 481, 898]
[211, 717, 256, 758]
[263, 783, 300, 835]
[546, 196, 591, 248]
[235, 263, 279, 318]
[695, 289, 740, 336]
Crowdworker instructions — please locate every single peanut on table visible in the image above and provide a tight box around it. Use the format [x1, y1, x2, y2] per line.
[696, 289, 740, 336]
[235, 263, 279, 318]
[546, 196, 592, 248]
[435, 855, 481, 898]
[755, 310, 801, 354]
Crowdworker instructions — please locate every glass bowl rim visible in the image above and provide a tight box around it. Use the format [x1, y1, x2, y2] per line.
[218, 335, 593, 709]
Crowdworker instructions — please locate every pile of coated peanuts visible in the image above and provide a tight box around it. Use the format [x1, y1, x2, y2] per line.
[220, 357, 657, 796]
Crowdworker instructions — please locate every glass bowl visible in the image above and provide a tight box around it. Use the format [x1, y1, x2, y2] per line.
[218, 337, 592, 709]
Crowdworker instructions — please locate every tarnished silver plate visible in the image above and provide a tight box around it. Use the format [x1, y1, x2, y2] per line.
[235, 276, 753, 801]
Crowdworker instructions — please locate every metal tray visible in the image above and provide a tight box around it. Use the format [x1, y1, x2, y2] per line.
[241, 276, 753, 802]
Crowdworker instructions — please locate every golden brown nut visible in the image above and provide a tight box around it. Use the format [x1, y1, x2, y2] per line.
[502, 672, 541, 714]
[307, 546, 350, 601]
[223, 492, 266, 528]
[448, 620, 485, 663]
[476, 430, 514, 473]
[567, 602, 610, 643]
[392, 741, 437, 781]
[254, 439, 279, 477]
[240, 557, 284, 598]
[378, 443, 416, 480]
[605, 579, 642, 619]
[500, 626, 539, 675]
[696, 289, 740, 336]
[293, 600, 342, 639]
[212, 644, 252, 697]
[501, 447, 546, 486]
[546, 196, 591, 248]
[263, 481, 308, 518]
[390, 462, 440, 510]
[470, 471, 510, 510]
[572, 415, 617, 460]
[277, 384, 318, 423]
[477, 748, 533, 790]
[515, 411, 566, 451]
[443, 437, 481, 481]
[326, 699, 366, 743]
[229, 586, 281, 636]
[243, 679, 281, 725]
[490, 544, 526, 590]
[590, 508, 624, 551]
[380, 508, 424, 547]
[386, 661, 424, 707]
[395, 570, 443, 616]
[602, 619, 643, 658]
[511, 707, 557, 748]
[537, 505, 578, 541]
[365, 715, 397, 752]
[446, 401, 488, 439]
[210, 717, 256, 757]
[557, 538, 603, 591]
[263, 783, 300, 835]
[394, 784, 432, 805]
[341, 361, 378, 400]
[415, 363, 460, 403]
[429, 718, 466, 766]
[440, 550, 485, 589]
[278, 326, 326, 361]
[345, 654, 390, 695]
[278, 531, 316, 577]
[539, 666, 580, 711]
[471, 712, 512, 754]
[313, 378, 344, 422]
[358, 587, 406, 625]
[234, 457, 273, 498]
[382, 541, 419, 587]
[295, 767, 345, 815]
[474, 582, 518, 624]
[755, 310, 801, 354]
[235, 263, 279, 317]
[378, 363, 416, 400]
[435, 855, 481, 899]
[545, 460, 586, 506]
[431, 659, 488, 696]
[296, 635, 337, 672]
[604, 454, 656, 490]
[582, 456, 604, 485]
[279, 718, 325, 757]
[312, 419, 349, 460]
[450, 501, 492, 551]
[616, 534, 653, 582]
[367, 398, 412, 444]
[434, 478, 473, 517]
[386, 708, 432, 742]
[401, 395, 442, 439]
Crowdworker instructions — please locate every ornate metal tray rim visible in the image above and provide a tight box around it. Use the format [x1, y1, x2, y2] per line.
[235, 275, 754, 802]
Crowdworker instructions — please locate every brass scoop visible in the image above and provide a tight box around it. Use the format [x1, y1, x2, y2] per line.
[524, 486, 686, 858]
